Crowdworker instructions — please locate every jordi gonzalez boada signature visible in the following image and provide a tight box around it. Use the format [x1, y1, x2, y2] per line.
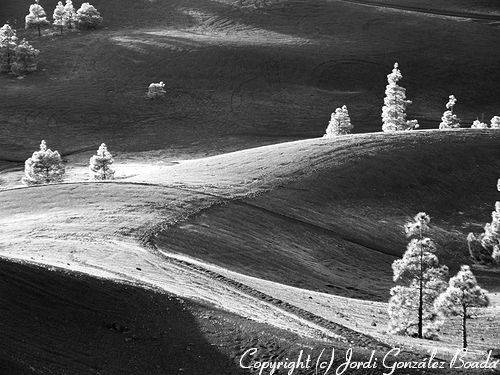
[239, 347, 499, 375]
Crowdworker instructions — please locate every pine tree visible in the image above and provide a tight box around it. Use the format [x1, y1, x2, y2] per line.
[439, 95, 460, 129]
[388, 212, 449, 339]
[53, 2, 67, 34]
[11, 39, 39, 76]
[64, 0, 77, 29]
[76, 3, 103, 29]
[471, 119, 488, 129]
[25, 0, 50, 37]
[490, 116, 500, 129]
[146, 81, 166, 99]
[0, 24, 18, 73]
[89, 143, 115, 180]
[381, 62, 419, 132]
[481, 183, 500, 263]
[23, 140, 65, 185]
[324, 105, 353, 137]
[435, 265, 489, 349]
[468, 179, 500, 264]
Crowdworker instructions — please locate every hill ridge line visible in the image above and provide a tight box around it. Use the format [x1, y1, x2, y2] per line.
[338, 0, 500, 21]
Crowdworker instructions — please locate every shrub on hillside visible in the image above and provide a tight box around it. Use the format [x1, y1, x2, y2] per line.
[76, 3, 102, 29]
[491, 116, 500, 129]
[11, 39, 40, 75]
[146, 81, 166, 99]
[439, 95, 460, 130]
[0, 24, 18, 73]
[324, 105, 353, 137]
[23, 140, 65, 185]
[381, 62, 419, 132]
[89, 143, 115, 180]
[25, 0, 50, 37]
[471, 119, 488, 129]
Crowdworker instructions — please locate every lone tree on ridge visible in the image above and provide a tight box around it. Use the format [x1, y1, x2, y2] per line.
[381, 62, 419, 132]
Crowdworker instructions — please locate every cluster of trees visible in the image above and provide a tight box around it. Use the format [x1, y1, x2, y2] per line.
[324, 63, 499, 137]
[22, 141, 115, 185]
[439, 95, 500, 130]
[0, 1, 102, 75]
[389, 212, 489, 349]
[0, 24, 39, 75]
[25, 0, 102, 36]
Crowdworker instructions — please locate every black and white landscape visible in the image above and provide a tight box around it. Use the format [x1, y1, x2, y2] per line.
[0, 0, 499, 374]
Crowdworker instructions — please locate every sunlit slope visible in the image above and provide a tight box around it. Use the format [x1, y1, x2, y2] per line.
[154, 130, 500, 301]
[1, 0, 499, 162]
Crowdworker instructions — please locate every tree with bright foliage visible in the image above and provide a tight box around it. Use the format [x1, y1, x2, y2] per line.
[471, 119, 488, 129]
[64, 0, 77, 29]
[490, 116, 500, 129]
[23, 140, 65, 185]
[468, 179, 500, 264]
[76, 3, 102, 29]
[146, 81, 166, 99]
[439, 95, 460, 129]
[11, 39, 40, 75]
[381, 62, 419, 132]
[388, 212, 449, 339]
[481, 191, 500, 264]
[324, 105, 353, 137]
[25, 0, 50, 37]
[53, 2, 67, 34]
[89, 143, 115, 180]
[0, 24, 18, 73]
[0, 25, 39, 76]
[434, 265, 489, 349]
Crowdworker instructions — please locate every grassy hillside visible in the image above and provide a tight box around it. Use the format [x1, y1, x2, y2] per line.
[1, 0, 499, 163]
[0, 130, 498, 365]
[152, 130, 500, 301]
[2, 131, 498, 302]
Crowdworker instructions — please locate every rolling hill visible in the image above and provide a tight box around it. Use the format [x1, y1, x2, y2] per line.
[1, 130, 499, 365]
[1, 0, 500, 164]
[1, 0, 499, 372]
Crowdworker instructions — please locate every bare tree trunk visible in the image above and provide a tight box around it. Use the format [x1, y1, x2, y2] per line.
[462, 305, 467, 349]
[37, 24, 41, 37]
[418, 236, 424, 339]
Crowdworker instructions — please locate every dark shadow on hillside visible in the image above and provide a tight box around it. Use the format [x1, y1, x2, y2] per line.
[0, 258, 243, 375]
